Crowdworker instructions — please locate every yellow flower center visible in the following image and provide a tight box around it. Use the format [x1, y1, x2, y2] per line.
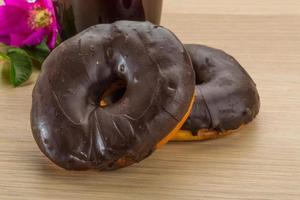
[29, 8, 53, 29]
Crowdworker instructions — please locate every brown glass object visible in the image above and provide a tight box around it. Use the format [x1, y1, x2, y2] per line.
[54, 0, 163, 40]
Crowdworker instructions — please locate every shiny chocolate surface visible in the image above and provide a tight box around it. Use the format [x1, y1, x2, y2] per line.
[182, 44, 260, 134]
[31, 21, 195, 170]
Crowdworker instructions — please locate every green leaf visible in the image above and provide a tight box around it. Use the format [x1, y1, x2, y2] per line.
[25, 41, 50, 64]
[7, 48, 33, 87]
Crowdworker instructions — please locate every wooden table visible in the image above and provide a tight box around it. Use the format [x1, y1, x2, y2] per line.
[1, 1, 300, 199]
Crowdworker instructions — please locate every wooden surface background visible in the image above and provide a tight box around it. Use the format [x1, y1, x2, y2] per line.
[1, 0, 300, 199]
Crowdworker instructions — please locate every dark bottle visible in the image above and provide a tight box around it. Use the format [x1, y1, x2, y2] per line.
[54, 0, 163, 40]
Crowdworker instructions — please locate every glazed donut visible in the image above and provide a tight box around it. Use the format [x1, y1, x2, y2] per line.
[31, 21, 195, 170]
[172, 44, 260, 141]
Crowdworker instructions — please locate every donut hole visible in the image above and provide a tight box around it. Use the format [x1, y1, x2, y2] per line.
[194, 65, 210, 85]
[100, 80, 127, 108]
[195, 75, 206, 85]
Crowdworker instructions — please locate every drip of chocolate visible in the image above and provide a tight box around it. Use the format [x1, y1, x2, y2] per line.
[182, 44, 260, 134]
[31, 21, 195, 170]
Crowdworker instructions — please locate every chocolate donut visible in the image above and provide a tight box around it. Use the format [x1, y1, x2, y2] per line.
[31, 21, 195, 170]
[172, 44, 260, 141]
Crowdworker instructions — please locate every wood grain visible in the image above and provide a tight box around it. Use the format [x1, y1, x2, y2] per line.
[1, 1, 300, 200]
[163, 0, 300, 15]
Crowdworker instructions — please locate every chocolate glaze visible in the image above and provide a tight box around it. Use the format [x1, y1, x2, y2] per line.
[31, 21, 195, 170]
[182, 44, 260, 134]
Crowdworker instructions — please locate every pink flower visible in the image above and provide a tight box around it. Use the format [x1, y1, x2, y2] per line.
[0, 0, 58, 49]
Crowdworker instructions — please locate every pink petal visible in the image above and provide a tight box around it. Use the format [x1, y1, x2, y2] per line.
[9, 33, 29, 47]
[46, 28, 57, 49]
[40, 0, 54, 10]
[0, 5, 30, 34]
[23, 28, 47, 46]
[10, 29, 46, 47]
[4, 0, 31, 8]
[0, 35, 10, 44]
